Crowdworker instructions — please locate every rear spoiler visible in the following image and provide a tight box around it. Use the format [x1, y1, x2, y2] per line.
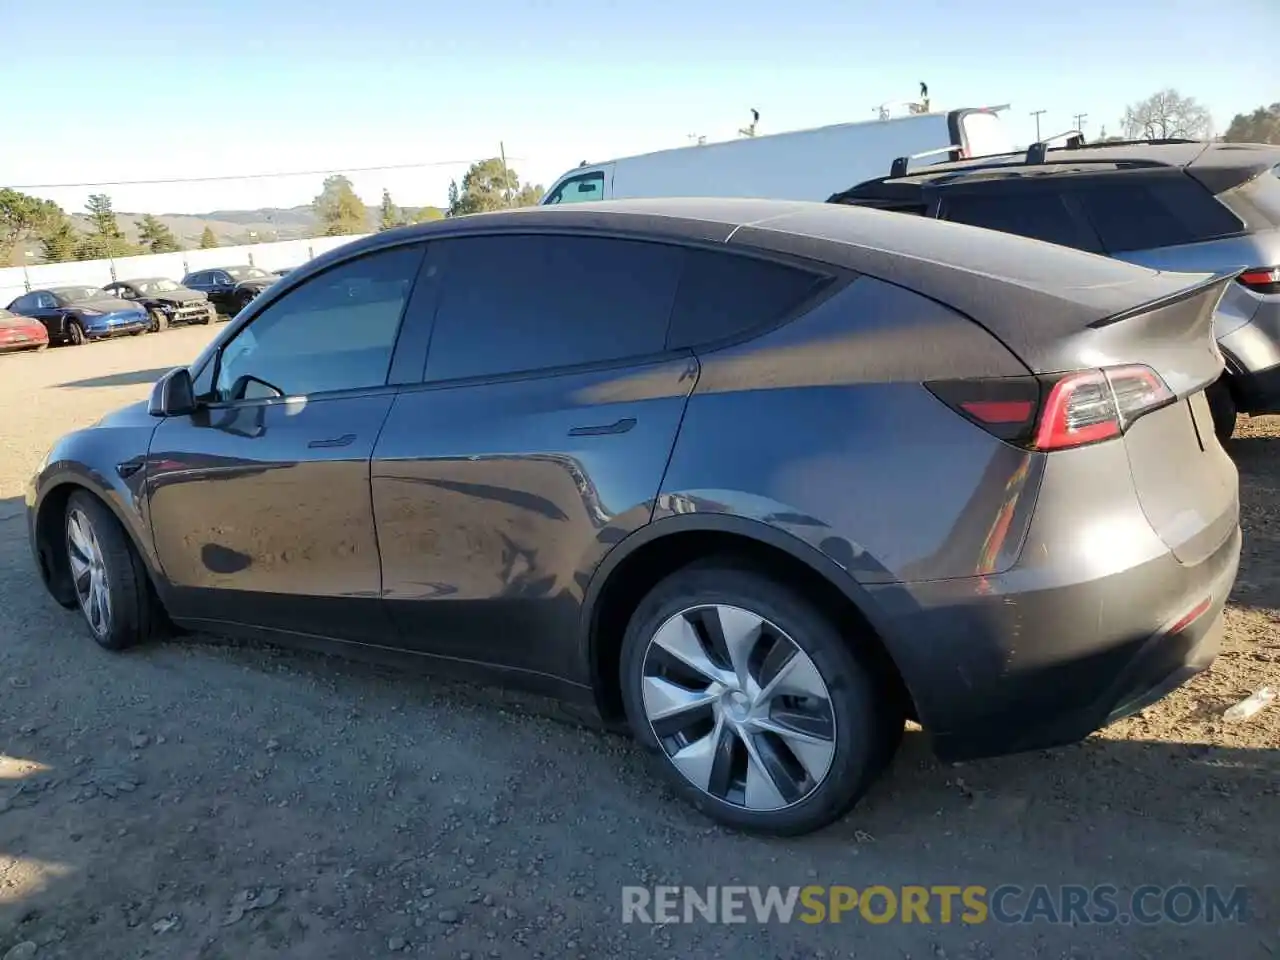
[1091, 269, 1246, 329]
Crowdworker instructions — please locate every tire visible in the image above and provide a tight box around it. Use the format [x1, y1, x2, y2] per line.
[148, 308, 168, 334]
[67, 320, 86, 346]
[619, 561, 904, 836]
[233, 292, 255, 315]
[1206, 377, 1237, 444]
[64, 491, 165, 651]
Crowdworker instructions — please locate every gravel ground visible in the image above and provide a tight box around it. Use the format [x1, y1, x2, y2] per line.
[1, 329, 1277, 960]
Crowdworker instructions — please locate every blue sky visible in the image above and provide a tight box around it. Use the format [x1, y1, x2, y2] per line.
[2, 0, 1276, 215]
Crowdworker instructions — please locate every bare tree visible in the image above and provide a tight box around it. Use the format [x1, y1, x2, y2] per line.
[1121, 89, 1212, 140]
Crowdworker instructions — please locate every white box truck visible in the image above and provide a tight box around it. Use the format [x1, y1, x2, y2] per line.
[541, 106, 1013, 206]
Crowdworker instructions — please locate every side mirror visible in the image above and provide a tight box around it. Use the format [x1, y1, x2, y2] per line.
[148, 367, 197, 417]
[229, 374, 284, 401]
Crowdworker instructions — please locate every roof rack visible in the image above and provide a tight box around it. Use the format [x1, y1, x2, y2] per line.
[889, 144, 963, 178]
[883, 133, 1205, 181]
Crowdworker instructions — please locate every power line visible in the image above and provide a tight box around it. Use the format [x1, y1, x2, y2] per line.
[9, 156, 525, 191]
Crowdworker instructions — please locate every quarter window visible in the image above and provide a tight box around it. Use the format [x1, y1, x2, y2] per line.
[1075, 178, 1245, 252]
[213, 244, 424, 400]
[666, 249, 827, 349]
[423, 234, 682, 382]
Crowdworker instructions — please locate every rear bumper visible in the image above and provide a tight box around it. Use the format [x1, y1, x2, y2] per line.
[875, 523, 1240, 763]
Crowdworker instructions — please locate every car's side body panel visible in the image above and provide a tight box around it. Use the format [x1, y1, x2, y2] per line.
[373, 355, 699, 686]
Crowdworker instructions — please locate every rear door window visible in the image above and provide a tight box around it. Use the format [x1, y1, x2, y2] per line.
[423, 234, 682, 382]
[938, 191, 1103, 253]
[1074, 177, 1244, 252]
[666, 249, 828, 349]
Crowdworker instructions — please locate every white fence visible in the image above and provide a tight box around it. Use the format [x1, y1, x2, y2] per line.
[0, 235, 371, 307]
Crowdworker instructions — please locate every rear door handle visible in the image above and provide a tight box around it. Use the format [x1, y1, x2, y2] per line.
[568, 417, 636, 437]
[308, 433, 356, 449]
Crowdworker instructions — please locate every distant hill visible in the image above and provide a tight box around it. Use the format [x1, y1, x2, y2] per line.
[7, 203, 445, 266]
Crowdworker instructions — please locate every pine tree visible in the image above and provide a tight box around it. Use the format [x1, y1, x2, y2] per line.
[378, 189, 400, 231]
[137, 214, 181, 253]
[199, 226, 219, 249]
[86, 194, 123, 240]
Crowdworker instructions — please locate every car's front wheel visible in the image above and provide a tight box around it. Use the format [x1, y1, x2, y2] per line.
[620, 561, 903, 835]
[64, 491, 163, 651]
[67, 320, 86, 346]
[148, 308, 168, 334]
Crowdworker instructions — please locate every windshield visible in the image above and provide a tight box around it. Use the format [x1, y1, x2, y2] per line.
[226, 266, 273, 281]
[54, 286, 106, 303]
[137, 279, 181, 294]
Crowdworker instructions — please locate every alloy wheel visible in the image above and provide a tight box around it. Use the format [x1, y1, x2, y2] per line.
[640, 604, 837, 811]
[67, 507, 111, 639]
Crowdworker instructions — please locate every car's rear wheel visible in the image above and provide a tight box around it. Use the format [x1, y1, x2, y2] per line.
[1207, 377, 1237, 444]
[64, 491, 163, 651]
[67, 320, 86, 346]
[620, 561, 903, 835]
[148, 308, 168, 334]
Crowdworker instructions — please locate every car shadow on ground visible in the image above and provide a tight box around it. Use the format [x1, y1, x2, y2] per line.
[55, 367, 176, 389]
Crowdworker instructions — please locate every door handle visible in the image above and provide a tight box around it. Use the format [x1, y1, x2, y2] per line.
[568, 417, 636, 437]
[307, 433, 356, 449]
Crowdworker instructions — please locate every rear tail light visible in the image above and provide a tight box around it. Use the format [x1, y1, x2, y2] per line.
[926, 364, 1175, 452]
[1238, 266, 1280, 296]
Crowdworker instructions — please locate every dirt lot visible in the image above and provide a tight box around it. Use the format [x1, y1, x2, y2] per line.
[1, 329, 1277, 960]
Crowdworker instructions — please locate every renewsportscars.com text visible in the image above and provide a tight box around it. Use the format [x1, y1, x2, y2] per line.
[621, 884, 1248, 926]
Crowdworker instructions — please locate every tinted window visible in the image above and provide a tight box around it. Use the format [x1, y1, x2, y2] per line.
[666, 249, 826, 349]
[1075, 177, 1244, 252]
[544, 171, 605, 205]
[213, 244, 424, 400]
[940, 191, 1102, 252]
[9, 294, 34, 312]
[424, 235, 682, 382]
[185, 273, 204, 286]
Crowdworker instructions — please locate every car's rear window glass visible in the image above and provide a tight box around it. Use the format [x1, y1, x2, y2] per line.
[1075, 178, 1244, 252]
[666, 249, 827, 350]
[939, 191, 1103, 253]
[424, 234, 683, 382]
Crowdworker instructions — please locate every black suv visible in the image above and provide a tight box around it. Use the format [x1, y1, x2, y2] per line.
[829, 138, 1280, 440]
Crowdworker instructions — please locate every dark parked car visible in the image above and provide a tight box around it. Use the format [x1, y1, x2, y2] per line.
[828, 138, 1280, 441]
[6, 286, 148, 345]
[102, 277, 217, 332]
[0, 307, 50, 353]
[181, 265, 278, 316]
[26, 199, 1240, 835]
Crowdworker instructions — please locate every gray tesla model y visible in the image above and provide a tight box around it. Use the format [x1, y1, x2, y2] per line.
[27, 198, 1240, 835]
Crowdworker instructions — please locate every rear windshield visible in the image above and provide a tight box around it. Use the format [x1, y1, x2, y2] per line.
[1228, 164, 1280, 227]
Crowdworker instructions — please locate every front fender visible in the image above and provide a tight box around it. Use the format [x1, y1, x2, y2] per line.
[26, 410, 162, 602]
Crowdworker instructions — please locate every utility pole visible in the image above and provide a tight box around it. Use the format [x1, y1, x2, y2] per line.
[1073, 113, 1088, 135]
[1030, 109, 1047, 142]
[499, 141, 513, 207]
